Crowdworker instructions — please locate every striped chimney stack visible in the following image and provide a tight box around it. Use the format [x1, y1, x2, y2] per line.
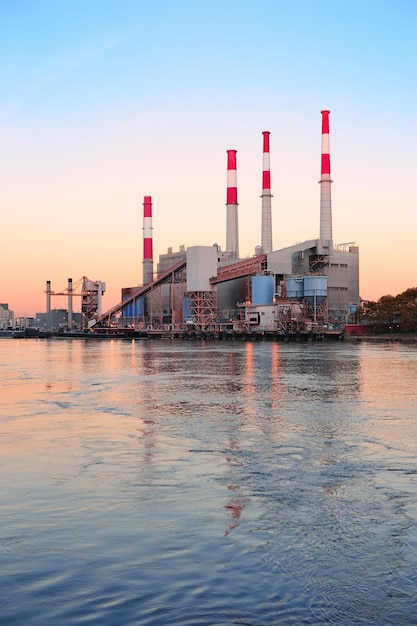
[226, 149, 239, 259]
[143, 195, 153, 285]
[319, 110, 333, 242]
[261, 131, 273, 253]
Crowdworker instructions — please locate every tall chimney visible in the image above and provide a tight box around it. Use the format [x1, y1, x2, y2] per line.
[226, 149, 239, 259]
[319, 110, 333, 242]
[261, 131, 273, 253]
[46, 280, 51, 313]
[143, 195, 153, 284]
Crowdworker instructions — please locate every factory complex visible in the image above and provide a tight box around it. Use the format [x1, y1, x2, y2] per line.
[94, 110, 359, 339]
[8, 110, 359, 340]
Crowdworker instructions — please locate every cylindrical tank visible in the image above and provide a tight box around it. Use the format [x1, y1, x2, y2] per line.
[303, 275, 327, 306]
[123, 299, 132, 318]
[122, 296, 144, 318]
[252, 275, 274, 305]
[286, 277, 304, 301]
[133, 298, 144, 317]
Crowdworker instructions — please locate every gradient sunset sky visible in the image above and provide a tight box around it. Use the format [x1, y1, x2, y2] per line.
[1, 0, 416, 317]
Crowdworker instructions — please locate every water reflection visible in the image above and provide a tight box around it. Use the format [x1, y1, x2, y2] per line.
[0, 339, 416, 625]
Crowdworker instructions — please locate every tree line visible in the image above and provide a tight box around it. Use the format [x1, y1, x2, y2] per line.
[354, 288, 417, 333]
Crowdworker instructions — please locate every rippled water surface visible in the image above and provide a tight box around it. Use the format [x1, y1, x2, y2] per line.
[1, 338, 416, 625]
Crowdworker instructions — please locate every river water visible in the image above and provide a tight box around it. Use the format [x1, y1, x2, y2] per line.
[1, 338, 416, 625]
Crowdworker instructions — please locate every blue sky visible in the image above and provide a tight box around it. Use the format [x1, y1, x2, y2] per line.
[1, 0, 416, 315]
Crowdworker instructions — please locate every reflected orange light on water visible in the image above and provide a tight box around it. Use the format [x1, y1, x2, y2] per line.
[358, 344, 417, 452]
[243, 342, 256, 419]
[270, 343, 281, 418]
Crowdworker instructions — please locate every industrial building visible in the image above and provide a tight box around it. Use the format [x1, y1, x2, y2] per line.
[42, 110, 359, 338]
[0, 303, 14, 329]
[36, 277, 106, 331]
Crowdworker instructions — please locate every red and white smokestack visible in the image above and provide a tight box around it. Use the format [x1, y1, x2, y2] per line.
[261, 131, 273, 254]
[226, 149, 239, 259]
[319, 110, 333, 242]
[143, 195, 153, 284]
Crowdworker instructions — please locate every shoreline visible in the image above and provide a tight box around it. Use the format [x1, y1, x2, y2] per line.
[2, 328, 417, 344]
[344, 333, 417, 344]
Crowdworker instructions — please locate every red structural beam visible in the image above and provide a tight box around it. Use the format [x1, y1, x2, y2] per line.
[210, 254, 268, 285]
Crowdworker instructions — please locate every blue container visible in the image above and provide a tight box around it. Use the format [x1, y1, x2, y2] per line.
[122, 297, 143, 318]
[133, 298, 144, 317]
[122, 297, 132, 318]
[286, 277, 304, 301]
[252, 275, 275, 305]
[303, 276, 327, 306]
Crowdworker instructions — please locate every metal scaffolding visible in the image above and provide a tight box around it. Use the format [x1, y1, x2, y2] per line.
[185, 291, 217, 328]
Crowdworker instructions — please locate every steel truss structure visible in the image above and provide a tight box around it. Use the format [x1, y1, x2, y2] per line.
[94, 259, 186, 328]
[185, 290, 217, 328]
[210, 254, 267, 284]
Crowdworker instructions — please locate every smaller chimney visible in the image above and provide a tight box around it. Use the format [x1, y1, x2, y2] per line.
[46, 280, 51, 313]
[68, 278, 73, 329]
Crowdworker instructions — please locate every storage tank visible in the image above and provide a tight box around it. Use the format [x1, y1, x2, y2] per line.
[122, 292, 144, 319]
[133, 299, 144, 317]
[303, 275, 327, 306]
[252, 275, 274, 305]
[286, 277, 304, 301]
[123, 301, 133, 318]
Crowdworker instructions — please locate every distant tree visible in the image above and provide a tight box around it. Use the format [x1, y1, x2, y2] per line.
[356, 288, 417, 333]
[395, 288, 417, 332]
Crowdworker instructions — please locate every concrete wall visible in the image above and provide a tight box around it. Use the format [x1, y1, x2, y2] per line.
[325, 248, 360, 315]
[245, 305, 276, 329]
[186, 246, 218, 292]
[267, 240, 318, 276]
[217, 277, 248, 318]
[157, 246, 186, 274]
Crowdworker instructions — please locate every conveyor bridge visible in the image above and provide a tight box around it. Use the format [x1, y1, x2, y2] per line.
[210, 254, 267, 284]
[93, 258, 186, 327]
[93, 254, 268, 327]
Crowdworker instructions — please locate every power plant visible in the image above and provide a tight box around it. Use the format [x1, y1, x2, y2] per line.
[39, 110, 360, 338]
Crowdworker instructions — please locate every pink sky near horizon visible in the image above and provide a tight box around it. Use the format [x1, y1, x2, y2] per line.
[1, 1, 416, 318]
[3, 106, 417, 317]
